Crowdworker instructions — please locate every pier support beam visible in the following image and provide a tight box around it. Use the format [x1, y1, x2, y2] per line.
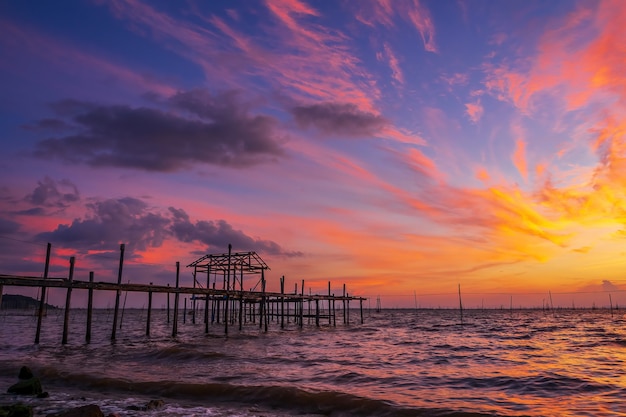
[86, 271, 94, 343]
[146, 282, 152, 337]
[172, 262, 180, 337]
[35, 242, 51, 344]
[111, 243, 125, 341]
[61, 256, 75, 345]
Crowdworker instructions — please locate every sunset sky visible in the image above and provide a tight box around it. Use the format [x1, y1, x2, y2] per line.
[2, 0, 626, 308]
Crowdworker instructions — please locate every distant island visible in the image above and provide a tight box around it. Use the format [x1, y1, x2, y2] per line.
[1, 294, 57, 310]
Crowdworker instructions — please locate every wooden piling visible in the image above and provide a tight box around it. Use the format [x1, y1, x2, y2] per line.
[111, 243, 125, 341]
[360, 299, 363, 324]
[458, 283, 464, 324]
[239, 266, 244, 331]
[280, 276, 285, 329]
[0, 283, 3, 310]
[61, 256, 75, 345]
[166, 283, 170, 323]
[35, 242, 51, 344]
[173, 262, 180, 337]
[342, 284, 346, 325]
[183, 297, 187, 324]
[224, 244, 231, 335]
[146, 282, 152, 337]
[262, 270, 268, 332]
[204, 265, 210, 333]
[86, 271, 94, 343]
[315, 299, 320, 327]
[192, 268, 196, 325]
[328, 282, 332, 326]
[300, 279, 304, 328]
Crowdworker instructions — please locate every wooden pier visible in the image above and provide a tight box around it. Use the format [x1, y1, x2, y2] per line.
[0, 243, 366, 344]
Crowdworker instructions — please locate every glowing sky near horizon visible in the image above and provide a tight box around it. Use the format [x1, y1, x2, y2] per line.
[2, 0, 626, 307]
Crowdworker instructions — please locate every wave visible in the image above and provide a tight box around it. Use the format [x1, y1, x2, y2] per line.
[30, 367, 502, 417]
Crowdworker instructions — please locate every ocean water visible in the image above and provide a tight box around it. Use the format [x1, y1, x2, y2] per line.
[1, 308, 626, 417]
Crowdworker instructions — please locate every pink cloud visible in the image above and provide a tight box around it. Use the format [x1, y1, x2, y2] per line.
[465, 100, 483, 123]
[383, 43, 404, 84]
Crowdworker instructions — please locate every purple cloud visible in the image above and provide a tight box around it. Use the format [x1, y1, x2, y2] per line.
[32, 91, 286, 172]
[291, 102, 388, 137]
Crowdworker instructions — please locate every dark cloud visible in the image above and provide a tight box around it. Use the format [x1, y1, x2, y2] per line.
[26, 176, 80, 208]
[36, 197, 170, 252]
[291, 102, 388, 137]
[168, 207, 302, 257]
[15, 207, 46, 216]
[34, 197, 301, 258]
[33, 91, 285, 172]
[0, 218, 20, 234]
[602, 280, 619, 292]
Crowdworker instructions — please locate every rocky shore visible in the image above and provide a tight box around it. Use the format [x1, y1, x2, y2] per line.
[3, 367, 165, 417]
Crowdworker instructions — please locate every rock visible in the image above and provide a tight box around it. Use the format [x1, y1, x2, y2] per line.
[7, 378, 42, 395]
[0, 404, 33, 417]
[18, 367, 34, 380]
[45, 405, 104, 417]
[126, 399, 164, 412]
[144, 400, 164, 410]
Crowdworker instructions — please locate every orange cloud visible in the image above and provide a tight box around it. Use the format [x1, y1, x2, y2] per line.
[512, 139, 528, 181]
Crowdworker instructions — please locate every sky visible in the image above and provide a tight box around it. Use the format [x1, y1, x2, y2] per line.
[1, 0, 626, 309]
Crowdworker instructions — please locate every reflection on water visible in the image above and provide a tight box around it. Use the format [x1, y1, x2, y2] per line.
[1, 309, 626, 416]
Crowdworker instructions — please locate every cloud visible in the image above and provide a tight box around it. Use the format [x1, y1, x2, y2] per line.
[291, 102, 388, 137]
[33, 92, 285, 172]
[0, 218, 20, 234]
[36, 197, 170, 252]
[465, 100, 483, 123]
[168, 207, 302, 257]
[25, 176, 80, 208]
[602, 279, 619, 292]
[512, 139, 528, 181]
[382, 43, 404, 84]
[34, 196, 301, 257]
[354, 0, 437, 53]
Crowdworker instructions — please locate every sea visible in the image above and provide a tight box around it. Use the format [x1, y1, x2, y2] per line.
[1, 308, 626, 417]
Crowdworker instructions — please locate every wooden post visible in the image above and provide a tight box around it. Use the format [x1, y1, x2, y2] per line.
[342, 284, 346, 325]
[192, 267, 197, 324]
[300, 279, 304, 328]
[166, 283, 170, 323]
[61, 257, 75, 345]
[111, 243, 125, 341]
[360, 299, 364, 324]
[205, 265, 211, 333]
[224, 244, 231, 335]
[333, 295, 336, 327]
[458, 284, 464, 324]
[172, 262, 180, 337]
[328, 282, 332, 325]
[315, 299, 320, 327]
[0, 283, 3, 310]
[239, 266, 244, 331]
[183, 297, 187, 324]
[35, 242, 52, 344]
[86, 271, 94, 343]
[280, 276, 285, 329]
[262, 270, 268, 332]
[347, 293, 350, 325]
[146, 282, 153, 337]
